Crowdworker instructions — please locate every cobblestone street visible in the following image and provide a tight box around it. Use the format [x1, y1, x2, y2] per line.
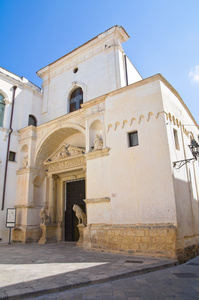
[32, 256, 199, 300]
[0, 242, 177, 299]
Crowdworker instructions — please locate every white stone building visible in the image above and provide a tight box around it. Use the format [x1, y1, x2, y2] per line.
[0, 26, 199, 261]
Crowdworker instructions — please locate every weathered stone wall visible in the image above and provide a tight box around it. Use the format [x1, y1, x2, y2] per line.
[12, 226, 41, 243]
[83, 224, 177, 258]
[176, 235, 199, 263]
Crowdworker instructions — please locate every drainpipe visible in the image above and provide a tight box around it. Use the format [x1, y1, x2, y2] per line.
[1, 86, 17, 211]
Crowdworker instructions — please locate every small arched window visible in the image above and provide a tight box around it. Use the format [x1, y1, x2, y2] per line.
[28, 115, 37, 126]
[70, 87, 83, 112]
[0, 93, 5, 127]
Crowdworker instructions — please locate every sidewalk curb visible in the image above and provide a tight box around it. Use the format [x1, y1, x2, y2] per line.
[1, 260, 178, 300]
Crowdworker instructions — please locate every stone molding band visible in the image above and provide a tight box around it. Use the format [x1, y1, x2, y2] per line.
[84, 148, 110, 160]
[84, 197, 110, 204]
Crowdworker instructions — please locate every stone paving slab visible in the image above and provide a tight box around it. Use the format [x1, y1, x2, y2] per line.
[0, 242, 177, 299]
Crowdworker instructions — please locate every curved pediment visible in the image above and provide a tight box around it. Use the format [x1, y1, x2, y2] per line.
[44, 144, 85, 164]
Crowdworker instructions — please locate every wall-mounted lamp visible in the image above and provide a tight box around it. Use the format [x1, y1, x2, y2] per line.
[189, 139, 199, 159]
[173, 139, 199, 169]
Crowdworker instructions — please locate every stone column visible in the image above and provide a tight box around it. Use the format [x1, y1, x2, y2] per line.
[53, 175, 58, 223]
[48, 174, 54, 223]
[48, 174, 59, 224]
[13, 168, 41, 243]
[38, 174, 61, 244]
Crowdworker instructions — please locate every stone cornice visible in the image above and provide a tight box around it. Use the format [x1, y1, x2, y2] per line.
[18, 126, 37, 142]
[38, 44, 104, 81]
[84, 197, 110, 204]
[107, 74, 199, 130]
[0, 67, 22, 82]
[19, 110, 85, 135]
[0, 71, 42, 95]
[84, 148, 110, 160]
[21, 77, 42, 94]
[81, 95, 107, 109]
[157, 75, 199, 130]
[0, 72, 23, 87]
[19, 125, 37, 134]
[44, 153, 83, 166]
[87, 223, 177, 229]
[37, 26, 129, 79]
[17, 73, 198, 142]
[15, 204, 35, 209]
[17, 168, 38, 175]
[37, 66, 49, 77]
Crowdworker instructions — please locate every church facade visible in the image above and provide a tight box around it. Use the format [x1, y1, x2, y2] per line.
[0, 26, 199, 261]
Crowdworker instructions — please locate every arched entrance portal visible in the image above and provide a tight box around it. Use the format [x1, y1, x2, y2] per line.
[35, 125, 86, 243]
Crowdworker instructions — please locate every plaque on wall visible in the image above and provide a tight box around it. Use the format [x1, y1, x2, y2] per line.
[6, 208, 16, 228]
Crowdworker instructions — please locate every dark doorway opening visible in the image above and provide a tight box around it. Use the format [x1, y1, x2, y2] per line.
[65, 179, 85, 241]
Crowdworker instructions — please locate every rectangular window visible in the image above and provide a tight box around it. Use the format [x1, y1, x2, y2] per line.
[9, 151, 16, 162]
[173, 129, 180, 150]
[129, 131, 139, 147]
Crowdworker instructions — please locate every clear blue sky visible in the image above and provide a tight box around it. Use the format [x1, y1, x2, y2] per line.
[1, 0, 199, 124]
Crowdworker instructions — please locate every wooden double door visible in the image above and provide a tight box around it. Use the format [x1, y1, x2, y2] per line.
[65, 179, 85, 241]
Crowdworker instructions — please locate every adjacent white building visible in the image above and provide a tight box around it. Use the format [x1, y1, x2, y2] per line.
[0, 26, 198, 261]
